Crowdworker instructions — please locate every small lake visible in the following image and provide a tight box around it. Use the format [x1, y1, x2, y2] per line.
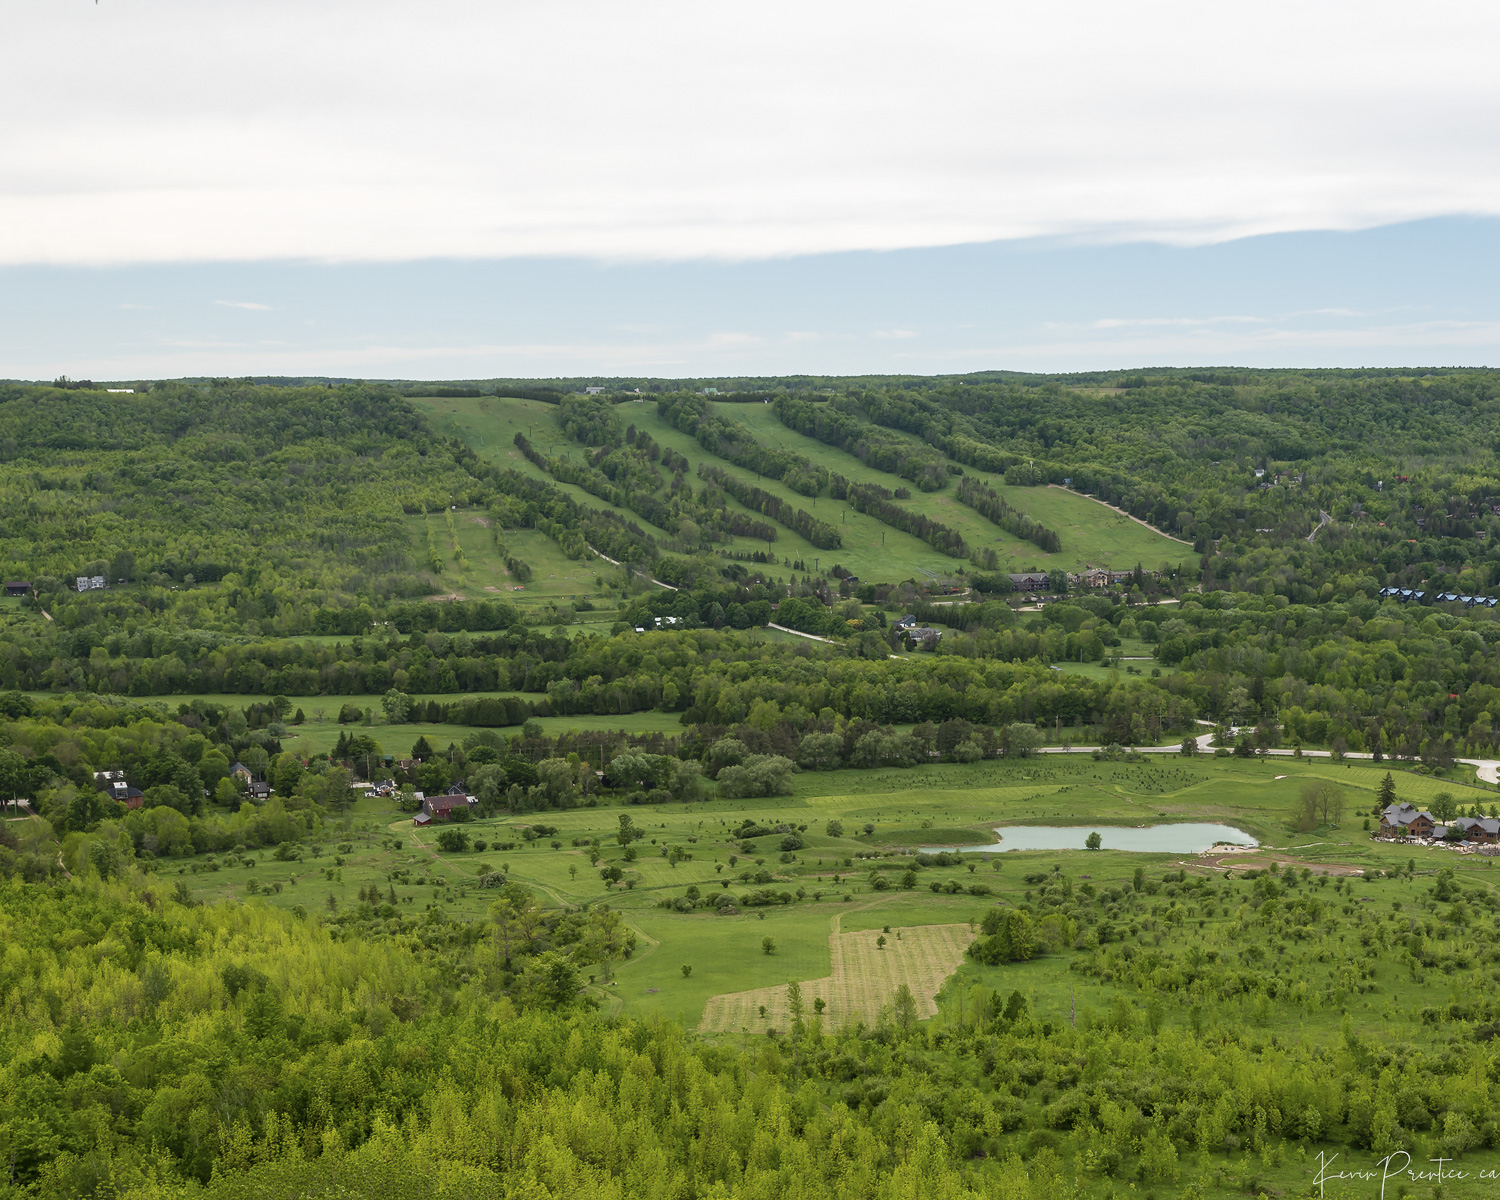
[926, 823, 1257, 855]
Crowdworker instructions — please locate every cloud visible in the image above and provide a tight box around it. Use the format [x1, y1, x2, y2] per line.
[1089, 315, 1265, 329]
[215, 300, 274, 311]
[4, 1, 1500, 265]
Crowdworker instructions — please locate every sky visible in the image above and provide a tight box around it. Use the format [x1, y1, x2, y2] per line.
[4, 0, 1499, 379]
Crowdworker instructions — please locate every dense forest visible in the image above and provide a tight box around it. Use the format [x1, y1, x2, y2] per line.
[9, 369, 1500, 1196]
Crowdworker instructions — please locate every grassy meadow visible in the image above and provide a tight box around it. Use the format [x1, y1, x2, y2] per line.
[172, 751, 1496, 1038]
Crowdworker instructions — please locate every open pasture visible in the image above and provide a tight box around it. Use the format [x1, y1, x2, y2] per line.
[698, 917, 972, 1033]
[171, 751, 1500, 1030]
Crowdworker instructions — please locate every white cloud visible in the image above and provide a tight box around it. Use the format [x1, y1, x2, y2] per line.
[215, 300, 274, 311]
[3, 1, 1499, 265]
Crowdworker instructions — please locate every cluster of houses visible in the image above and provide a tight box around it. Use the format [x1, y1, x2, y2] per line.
[92, 759, 270, 809]
[632, 614, 684, 634]
[1007, 567, 1156, 594]
[1377, 586, 1500, 608]
[1379, 801, 1500, 845]
[893, 614, 943, 645]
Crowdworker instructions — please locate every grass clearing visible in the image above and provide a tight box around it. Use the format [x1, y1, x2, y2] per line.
[169, 751, 1500, 1029]
[698, 916, 971, 1032]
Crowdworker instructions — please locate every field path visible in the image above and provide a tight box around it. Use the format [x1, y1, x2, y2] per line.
[1047, 484, 1192, 546]
[590, 547, 679, 591]
[769, 622, 902, 659]
[698, 917, 972, 1033]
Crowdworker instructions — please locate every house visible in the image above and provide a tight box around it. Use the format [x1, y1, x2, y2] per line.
[1080, 567, 1112, 589]
[584, 386, 605, 395]
[3, 582, 29, 597]
[1452, 816, 1500, 843]
[904, 627, 943, 645]
[1379, 802, 1435, 839]
[229, 761, 252, 782]
[893, 614, 918, 630]
[416, 792, 477, 824]
[95, 773, 145, 809]
[1008, 572, 1051, 592]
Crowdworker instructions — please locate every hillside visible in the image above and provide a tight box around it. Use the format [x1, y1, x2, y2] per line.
[412, 391, 1188, 579]
[11, 371, 1500, 1197]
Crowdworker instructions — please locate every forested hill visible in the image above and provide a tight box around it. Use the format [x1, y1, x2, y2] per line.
[0, 381, 475, 613]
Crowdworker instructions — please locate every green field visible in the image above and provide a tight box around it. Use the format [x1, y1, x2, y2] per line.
[174, 752, 1487, 1030]
[414, 511, 611, 610]
[411, 394, 1188, 582]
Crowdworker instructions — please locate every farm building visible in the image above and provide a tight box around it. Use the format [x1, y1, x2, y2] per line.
[3, 581, 30, 597]
[414, 792, 477, 825]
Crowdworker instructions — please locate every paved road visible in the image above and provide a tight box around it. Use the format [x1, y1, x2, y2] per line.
[1036, 734, 1500, 785]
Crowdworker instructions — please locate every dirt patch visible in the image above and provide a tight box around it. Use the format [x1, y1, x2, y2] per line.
[471, 516, 490, 527]
[483, 585, 502, 593]
[698, 920, 971, 1033]
[425, 592, 466, 603]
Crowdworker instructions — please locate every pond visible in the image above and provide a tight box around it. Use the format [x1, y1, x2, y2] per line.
[927, 823, 1257, 855]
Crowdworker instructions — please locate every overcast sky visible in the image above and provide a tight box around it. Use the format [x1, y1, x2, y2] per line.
[5, 0, 1499, 377]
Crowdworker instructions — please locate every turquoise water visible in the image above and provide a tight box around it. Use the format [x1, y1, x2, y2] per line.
[927, 823, 1257, 854]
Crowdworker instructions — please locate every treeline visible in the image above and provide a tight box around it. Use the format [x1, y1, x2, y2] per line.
[861, 389, 1020, 475]
[698, 465, 842, 550]
[658, 393, 828, 496]
[515, 432, 777, 547]
[837, 479, 968, 558]
[956, 476, 1062, 553]
[555, 394, 621, 447]
[474, 457, 662, 568]
[774, 395, 950, 491]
